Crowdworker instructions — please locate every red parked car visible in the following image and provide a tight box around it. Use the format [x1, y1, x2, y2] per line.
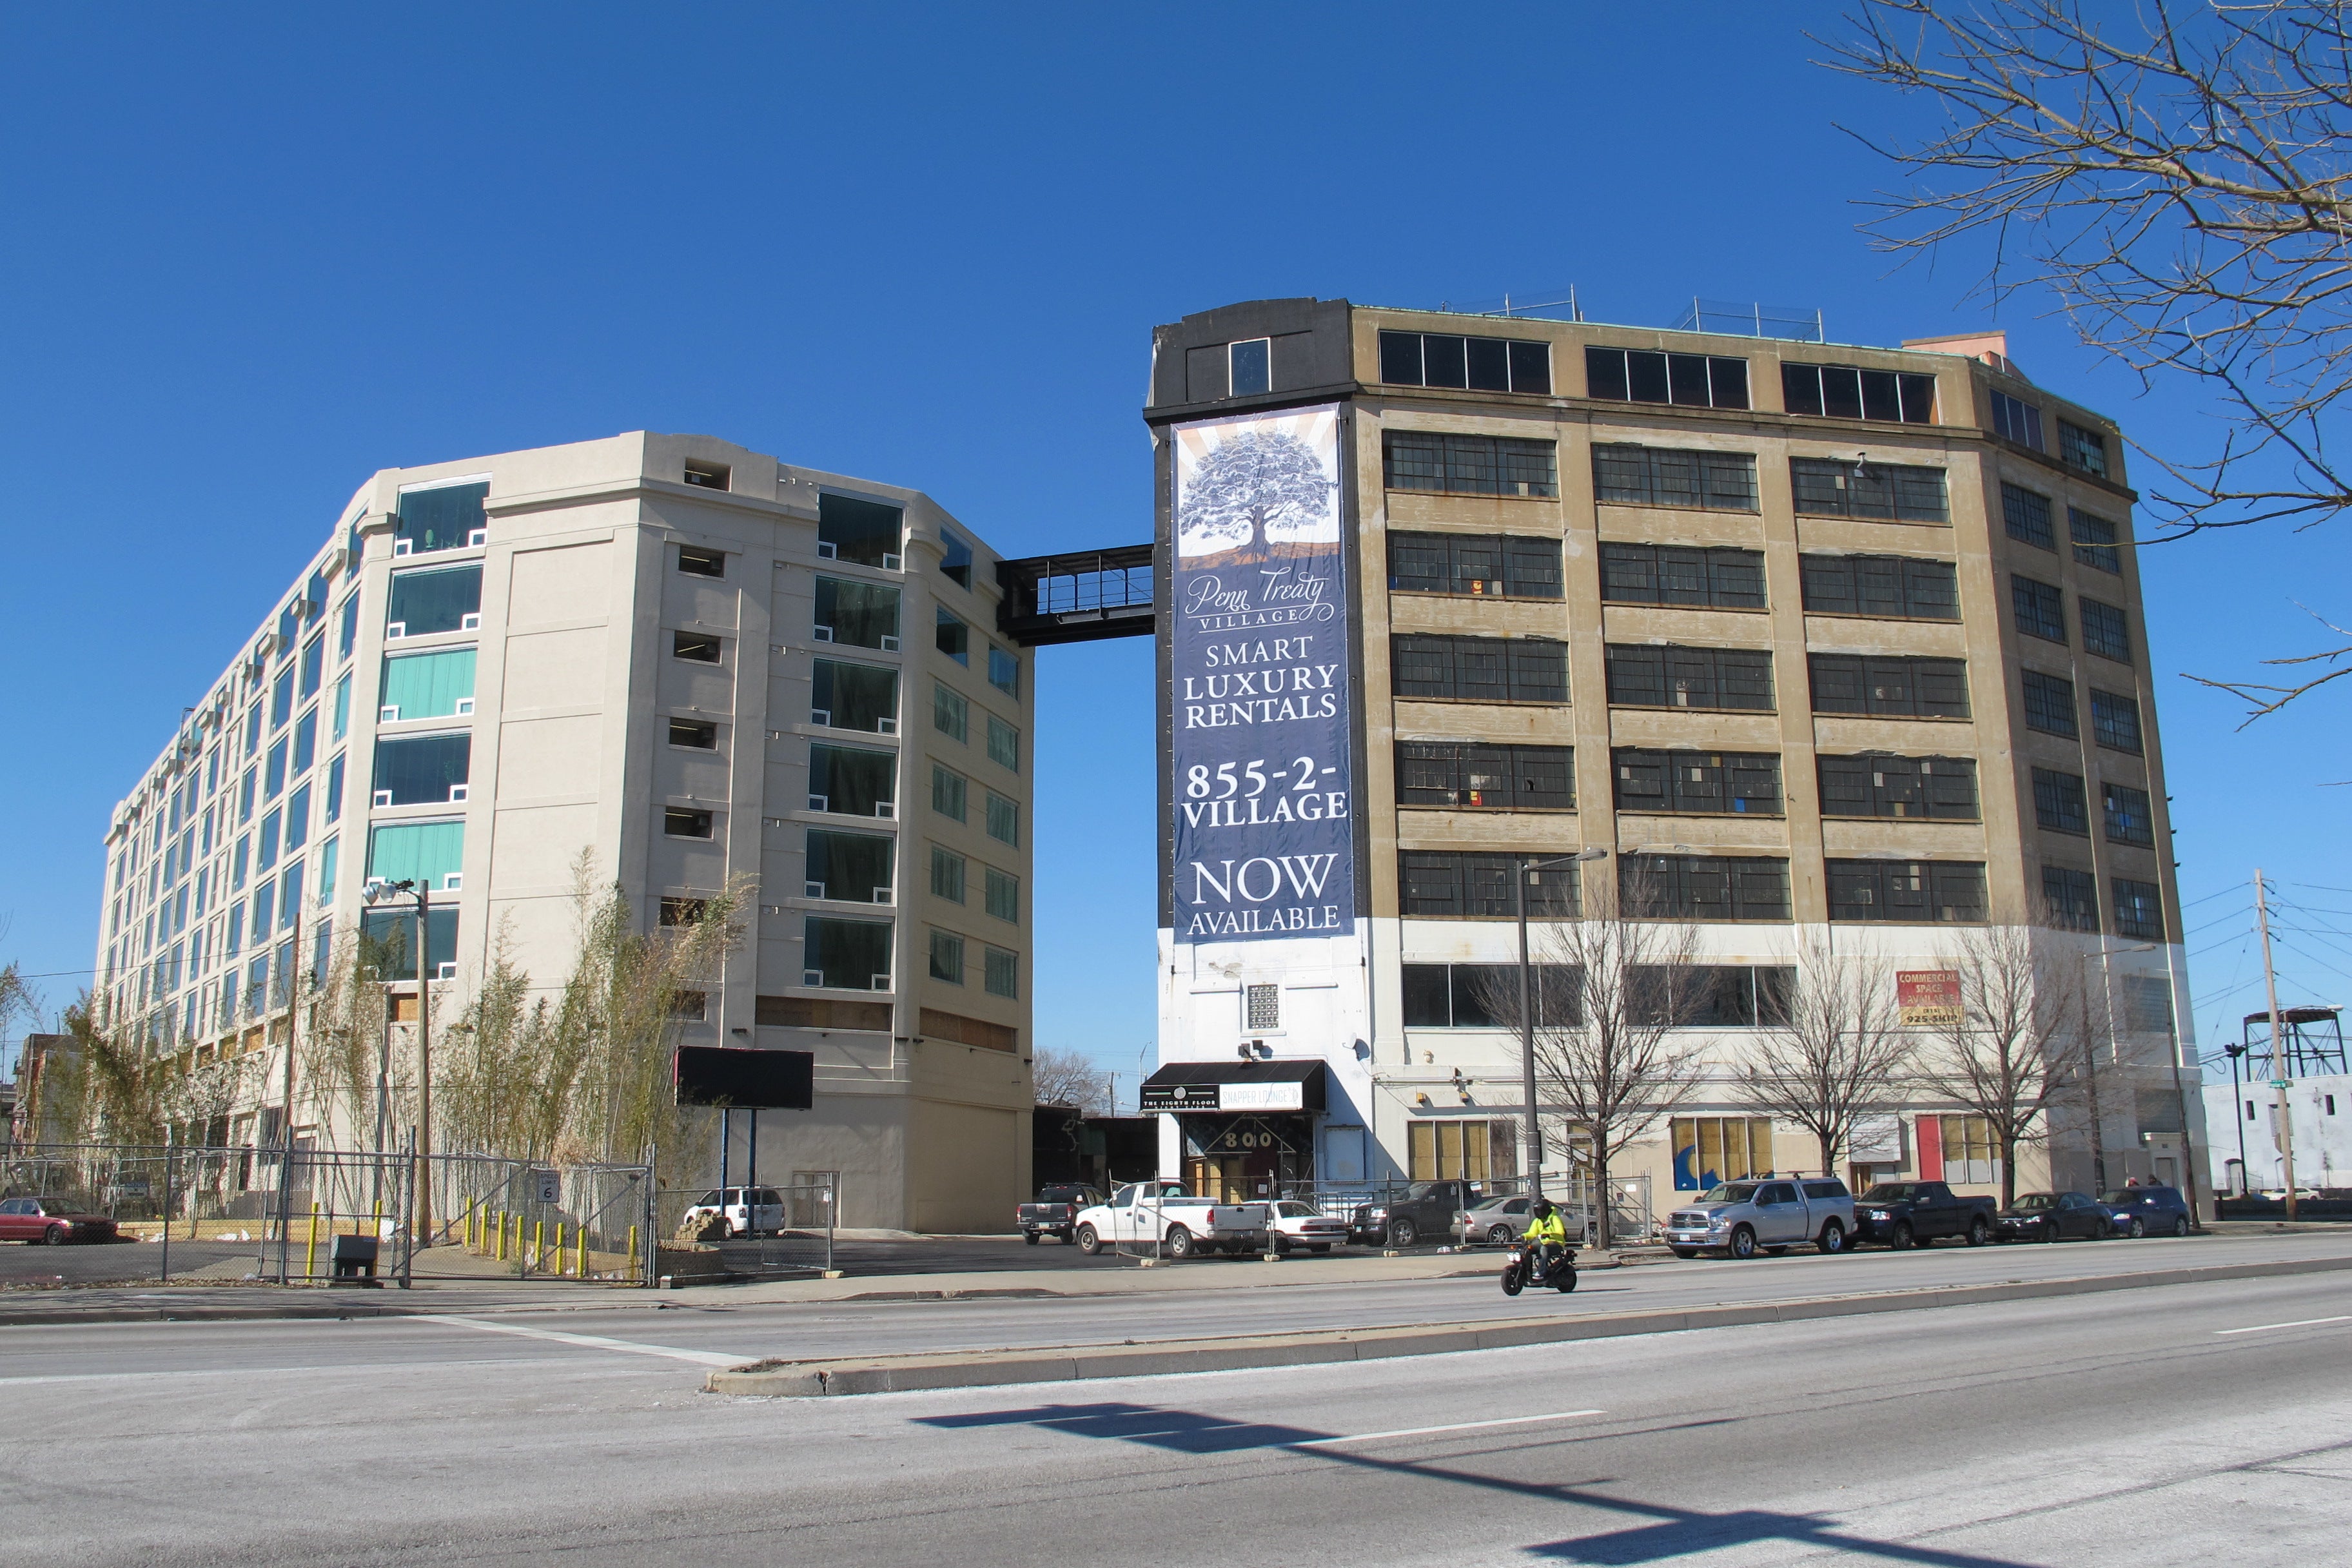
[0, 1197, 118, 1244]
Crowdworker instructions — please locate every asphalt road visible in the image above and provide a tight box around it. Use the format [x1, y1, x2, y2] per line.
[2, 1255, 2347, 1566]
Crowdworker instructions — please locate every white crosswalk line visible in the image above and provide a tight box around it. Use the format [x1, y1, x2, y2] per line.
[418, 1313, 751, 1367]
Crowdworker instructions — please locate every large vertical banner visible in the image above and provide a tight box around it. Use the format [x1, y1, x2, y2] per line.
[1170, 404, 1354, 943]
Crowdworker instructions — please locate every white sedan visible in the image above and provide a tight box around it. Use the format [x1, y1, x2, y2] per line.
[1268, 1200, 1349, 1255]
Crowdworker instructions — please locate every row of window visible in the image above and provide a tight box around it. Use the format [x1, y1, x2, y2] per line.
[2001, 484, 2122, 574]
[1402, 961, 1795, 1029]
[1384, 436, 1953, 524]
[1988, 388, 2113, 477]
[2030, 768, 2158, 847]
[1373, 333, 1952, 432]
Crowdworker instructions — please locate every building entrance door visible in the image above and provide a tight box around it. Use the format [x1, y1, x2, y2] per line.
[1181, 1115, 1314, 1200]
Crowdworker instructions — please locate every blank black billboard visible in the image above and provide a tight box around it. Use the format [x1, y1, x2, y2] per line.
[674, 1046, 814, 1110]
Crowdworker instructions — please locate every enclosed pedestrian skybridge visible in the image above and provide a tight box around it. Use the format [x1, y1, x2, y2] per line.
[995, 543, 1156, 646]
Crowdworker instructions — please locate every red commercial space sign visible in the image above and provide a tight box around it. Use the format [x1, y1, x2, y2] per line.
[1897, 970, 1963, 1026]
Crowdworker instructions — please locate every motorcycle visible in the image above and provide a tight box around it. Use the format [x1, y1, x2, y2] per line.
[1500, 1239, 1578, 1296]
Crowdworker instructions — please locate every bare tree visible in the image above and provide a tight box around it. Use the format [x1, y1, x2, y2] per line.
[1474, 880, 1709, 1249]
[1732, 935, 1916, 1177]
[1831, 1, 2352, 716]
[1032, 1048, 1113, 1115]
[1919, 923, 2078, 1208]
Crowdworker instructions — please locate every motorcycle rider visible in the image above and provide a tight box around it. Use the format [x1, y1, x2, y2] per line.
[1522, 1199, 1571, 1280]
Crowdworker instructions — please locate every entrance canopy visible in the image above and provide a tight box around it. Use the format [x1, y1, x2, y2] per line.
[1141, 1059, 1328, 1113]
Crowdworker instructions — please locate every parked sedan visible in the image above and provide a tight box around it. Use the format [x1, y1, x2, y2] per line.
[1994, 1191, 2111, 1242]
[2099, 1185, 2193, 1238]
[1267, 1200, 1349, 1255]
[0, 1197, 119, 1245]
[1454, 1195, 1532, 1246]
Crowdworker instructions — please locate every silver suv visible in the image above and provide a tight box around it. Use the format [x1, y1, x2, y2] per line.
[1664, 1177, 1856, 1260]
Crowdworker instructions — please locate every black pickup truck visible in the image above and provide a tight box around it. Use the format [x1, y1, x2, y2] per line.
[1850, 1181, 1999, 1250]
[1016, 1184, 1104, 1245]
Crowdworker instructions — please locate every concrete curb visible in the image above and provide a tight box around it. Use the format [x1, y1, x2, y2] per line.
[704, 1251, 2352, 1398]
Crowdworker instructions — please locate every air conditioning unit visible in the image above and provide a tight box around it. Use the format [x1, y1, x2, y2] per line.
[882, 553, 903, 571]
[807, 794, 829, 813]
[373, 790, 395, 807]
[804, 881, 826, 899]
[454, 698, 474, 716]
[448, 785, 469, 803]
[380, 706, 401, 722]
[811, 709, 832, 727]
[812, 625, 834, 642]
[386, 622, 407, 640]
[816, 541, 838, 560]
[467, 528, 487, 547]
[874, 800, 896, 819]
[393, 539, 413, 557]
[877, 718, 898, 736]
[460, 613, 481, 631]
[803, 968, 825, 987]
[879, 634, 900, 652]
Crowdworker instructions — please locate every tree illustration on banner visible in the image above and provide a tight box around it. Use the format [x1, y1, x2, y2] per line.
[1182, 430, 1333, 560]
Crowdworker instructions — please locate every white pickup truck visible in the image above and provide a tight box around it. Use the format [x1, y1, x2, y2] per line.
[1072, 1182, 1272, 1260]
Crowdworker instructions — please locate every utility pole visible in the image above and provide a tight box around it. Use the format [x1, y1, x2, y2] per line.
[2075, 950, 2107, 1195]
[2253, 870, 2297, 1220]
[415, 885, 435, 1248]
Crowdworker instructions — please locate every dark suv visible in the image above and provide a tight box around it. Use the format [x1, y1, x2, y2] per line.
[2098, 1185, 2192, 1237]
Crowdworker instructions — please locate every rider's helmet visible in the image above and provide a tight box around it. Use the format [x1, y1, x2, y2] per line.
[1530, 1199, 1554, 1220]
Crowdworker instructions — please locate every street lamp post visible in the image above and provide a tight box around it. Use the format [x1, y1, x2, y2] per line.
[1515, 848, 1610, 1202]
[365, 878, 434, 1247]
[2224, 1042, 2251, 1193]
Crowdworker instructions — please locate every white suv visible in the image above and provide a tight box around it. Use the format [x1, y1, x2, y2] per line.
[681, 1186, 783, 1238]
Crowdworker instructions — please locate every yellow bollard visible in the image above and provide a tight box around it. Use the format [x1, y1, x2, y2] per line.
[554, 1222, 567, 1276]
[533, 1219, 544, 1274]
[495, 1210, 507, 1262]
[627, 1224, 640, 1282]
[464, 1202, 476, 1251]
[304, 1204, 320, 1282]
[576, 1224, 587, 1280]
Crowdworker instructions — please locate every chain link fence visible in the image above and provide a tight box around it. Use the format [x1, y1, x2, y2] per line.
[1, 1142, 658, 1286]
[652, 1180, 836, 1279]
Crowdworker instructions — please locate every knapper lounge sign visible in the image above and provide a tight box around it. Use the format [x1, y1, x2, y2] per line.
[1170, 404, 1355, 943]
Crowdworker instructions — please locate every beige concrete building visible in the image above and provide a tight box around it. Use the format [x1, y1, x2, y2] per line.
[96, 433, 1034, 1230]
[1147, 299, 2204, 1215]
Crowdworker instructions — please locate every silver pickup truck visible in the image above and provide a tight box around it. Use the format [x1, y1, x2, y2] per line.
[1663, 1177, 1856, 1259]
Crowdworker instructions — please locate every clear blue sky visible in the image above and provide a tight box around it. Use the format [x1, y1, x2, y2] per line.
[3, 5, 2345, 1088]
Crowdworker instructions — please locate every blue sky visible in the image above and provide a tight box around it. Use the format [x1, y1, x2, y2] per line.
[2, 5, 2345, 1090]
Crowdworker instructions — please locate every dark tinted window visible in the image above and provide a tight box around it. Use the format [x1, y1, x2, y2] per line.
[1382, 433, 1558, 498]
[664, 807, 714, 839]
[2103, 782, 2155, 847]
[1782, 363, 1937, 424]
[1378, 330, 1550, 393]
[2012, 576, 2068, 642]
[1600, 544, 1765, 609]
[2059, 420, 2109, 476]
[1604, 645, 1774, 711]
[818, 493, 903, 569]
[2021, 670, 2077, 736]
[1818, 755, 1979, 820]
[2032, 768, 2090, 834]
[372, 732, 470, 807]
[678, 545, 725, 578]
[1396, 741, 1573, 809]
[2081, 598, 2131, 662]
[1591, 445, 1758, 511]
[1613, 749, 1783, 816]
[672, 632, 721, 663]
[815, 576, 901, 649]
[1400, 961, 1580, 1026]
[2043, 865, 2099, 930]
[1808, 654, 1970, 719]
[1393, 636, 1569, 703]
[1585, 348, 1750, 409]
[2001, 484, 2055, 549]
[2090, 689, 2143, 753]
[1400, 853, 1581, 918]
[1618, 856, 1791, 921]
[1827, 860, 1988, 923]
[2070, 508, 2122, 573]
[1800, 554, 1959, 620]
[805, 828, 894, 903]
[2113, 878, 2164, 939]
[1790, 458, 1949, 522]
[811, 660, 898, 733]
[1387, 532, 1562, 597]
[386, 567, 482, 638]
[669, 717, 718, 749]
[395, 481, 488, 555]
[808, 743, 895, 817]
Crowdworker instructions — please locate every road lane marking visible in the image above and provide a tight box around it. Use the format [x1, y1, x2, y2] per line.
[418, 1314, 751, 1366]
[2215, 1315, 2352, 1335]
[1288, 1409, 1605, 1447]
